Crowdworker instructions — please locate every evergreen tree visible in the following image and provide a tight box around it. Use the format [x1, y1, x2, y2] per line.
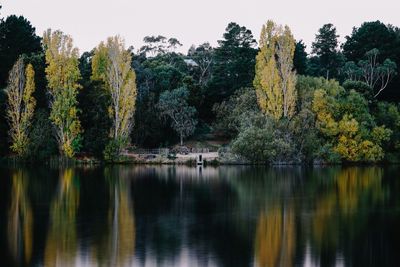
[311, 24, 342, 79]
[205, 22, 257, 118]
[0, 15, 41, 88]
[293, 40, 308, 75]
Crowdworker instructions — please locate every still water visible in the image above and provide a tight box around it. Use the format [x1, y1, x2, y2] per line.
[1, 165, 399, 267]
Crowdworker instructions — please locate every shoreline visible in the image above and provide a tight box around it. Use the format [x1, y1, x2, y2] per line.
[2, 154, 400, 167]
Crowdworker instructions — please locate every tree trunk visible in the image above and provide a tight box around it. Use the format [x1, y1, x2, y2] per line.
[180, 133, 183, 146]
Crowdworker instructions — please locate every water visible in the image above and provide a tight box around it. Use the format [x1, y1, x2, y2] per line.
[0, 165, 399, 267]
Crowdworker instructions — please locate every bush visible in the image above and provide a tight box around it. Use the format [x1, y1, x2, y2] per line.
[231, 114, 298, 163]
[103, 138, 127, 162]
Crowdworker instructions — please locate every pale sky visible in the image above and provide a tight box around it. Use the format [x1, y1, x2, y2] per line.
[1, 0, 399, 54]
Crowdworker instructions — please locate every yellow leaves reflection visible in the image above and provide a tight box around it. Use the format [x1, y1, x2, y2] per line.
[312, 167, 385, 250]
[44, 169, 79, 267]
[8, 170, 33, 265]
[255, 205, 295, 267]
[105, 178, 136, 266]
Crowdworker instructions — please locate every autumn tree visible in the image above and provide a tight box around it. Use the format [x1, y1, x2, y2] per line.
[6, 57, 36, 157]
[254, 20, 297, 120]
[92, 36, 137, 158]
[312, 85, 391, 162]
[43, 29, 82, 158]
[157, 87, 197, 146]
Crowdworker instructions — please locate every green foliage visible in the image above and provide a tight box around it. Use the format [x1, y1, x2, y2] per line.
[205, 22, 257, 117]
[231, 114, 297, 163]
[78, 52, 111, 156]
[103, 137, 127, 162]
[293, 41, 308, 75]
[28, 109, 58, 160]
[342, 48, 397, 98]
[213, 87, 259, 137]
[312, 82, 391, 162]
[157, 87, 198, 145]
[342, 21, 400, 100]
[231, 120, 276, 163]
[342, 80, 373, 100]
[374, 102, 400, 161]
[0, 15, 42, 88]
[0, 14, 399, 165]
[311, 24, 344, 79]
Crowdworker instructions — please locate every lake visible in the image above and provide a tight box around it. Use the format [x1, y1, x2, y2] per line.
[0, 165, 399, 267]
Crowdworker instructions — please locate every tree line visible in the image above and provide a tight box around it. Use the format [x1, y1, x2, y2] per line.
[0, 7, 400, 163]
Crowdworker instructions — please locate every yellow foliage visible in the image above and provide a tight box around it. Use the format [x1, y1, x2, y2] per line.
[43, 29, 82, 157]
[313, 87, 387, 162]
[254, 20, 296, 120]
[6, 58, 36, 156]
[92, 36, 137, 143]
[338, 114, 358, 137]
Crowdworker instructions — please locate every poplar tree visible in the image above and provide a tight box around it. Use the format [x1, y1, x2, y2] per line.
[254, 20, 297, 120]
[43, 29, 82, 158]
[91, 36, 137, 156]
[6, 57, 36, 156]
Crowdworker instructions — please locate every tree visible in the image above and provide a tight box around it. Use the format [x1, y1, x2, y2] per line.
[213, 87, 258, 137]
[293, 40, 308, 75]
[311, 23, 342, 79]
[5, 57, 36, 156]
[157, 87, 197, 145]
[92, 36, 137, 156]
[139, 35, 182, 56]
[78, 51, 111, 156]
[358, 49, 397, 97]
[342, 21, 400, 100]
[343, 21, 398, 62]
[187, 42, 214, 86]
[230, 113, 297, 163]
[205, 22, 257, 115]
[43, 29, 82, 158]
[312, 83, 391, 162]
[254, 20, 297, 120]
[0, 15, 42, 88]
[342, 48, 397, 98]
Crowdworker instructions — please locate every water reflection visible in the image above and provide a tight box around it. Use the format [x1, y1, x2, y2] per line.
[7, 170, 33, 266]
[255, 205, 295, 267]
[44, 169, 79, 266]
[101, 167, 136, 266]
[1, 165, 398, 266]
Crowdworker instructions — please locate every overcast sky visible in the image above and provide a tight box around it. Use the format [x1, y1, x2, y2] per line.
[2, 0, 399, 54]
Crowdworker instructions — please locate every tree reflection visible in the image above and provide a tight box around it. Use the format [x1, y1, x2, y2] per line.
[95, 167, 136, 266]
[255, 205, 295, 267]
[44, 169, 79, 266]
[310, 167, 386, 265]
[7, 170, 33, 266]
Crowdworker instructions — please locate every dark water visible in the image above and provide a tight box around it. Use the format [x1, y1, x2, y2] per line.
[1, 165, 400, 267]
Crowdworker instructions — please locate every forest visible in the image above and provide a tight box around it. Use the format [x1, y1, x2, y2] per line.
[1, 6, 400, 164]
